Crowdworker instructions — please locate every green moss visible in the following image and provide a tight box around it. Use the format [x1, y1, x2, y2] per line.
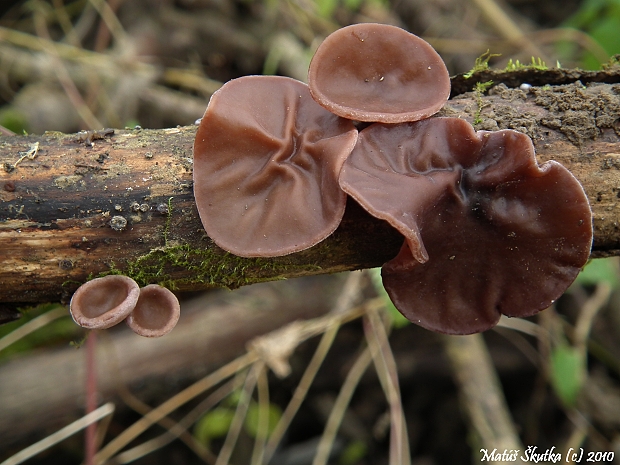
[122, 243, 290, 289]
[473, 81, 494, 125]
[99, 198, 320, 290]
[602, 54, 620, 70]
[163, 196, 174, 246]
[504, 57, 548, 71]
[464, 50, 501, 78]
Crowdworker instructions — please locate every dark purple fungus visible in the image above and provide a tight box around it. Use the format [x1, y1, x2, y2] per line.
[193, 75, 358, 257]
[308, 23, 450, 123]
[70, 275, 140, 329]
[339, 117, 593, 334]
[126, 284, 180, 338]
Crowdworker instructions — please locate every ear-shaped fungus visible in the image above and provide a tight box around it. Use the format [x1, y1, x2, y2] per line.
[126, 284, 181, 337]
[339, 118, 592, 334]
[193, 75, 358, 257]
[70, 275, 140, 330]
[307, 23, 450, 123]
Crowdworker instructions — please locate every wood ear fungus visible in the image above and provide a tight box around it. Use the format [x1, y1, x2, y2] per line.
[308, 23, 450, 123]
[125, 284, 181, 337]
[190, 24, 593, 335]
[69, 275, 140, 330]
[193, 75, 358, 257]
[339, 117, 593, 334]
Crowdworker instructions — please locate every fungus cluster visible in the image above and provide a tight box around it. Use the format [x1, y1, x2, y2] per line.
[192, 23, 592, 334]
[70, 276, 180, 337]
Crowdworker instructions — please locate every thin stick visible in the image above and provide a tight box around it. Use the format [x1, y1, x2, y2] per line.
[443, 333, 524, 457]
[85, 330, 98, 465]
[311, 348, 373, 465]
[32, 5, 103, 129]
[0, 306, 68, 353]
[263, 323, 340, 462]
[215, 364, 260, 465]
[364, 309, 410, 465]
[263, 271, 365, 461]
[250, 365, 270, 465]
[115, 377, 243, 465]
[94, 352, 258, 464]
[1, 403, 115, 465]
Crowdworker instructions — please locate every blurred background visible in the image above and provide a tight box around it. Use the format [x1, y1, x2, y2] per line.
[0, 0, 618, 134]
[1, 0, 620, 464]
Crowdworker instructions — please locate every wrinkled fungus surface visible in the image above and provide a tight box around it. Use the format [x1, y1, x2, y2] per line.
[193, 75, 358, 257]
[340, 117, 592, 334]
[308, 23, 450, 123]
[70, 275, 140, 329]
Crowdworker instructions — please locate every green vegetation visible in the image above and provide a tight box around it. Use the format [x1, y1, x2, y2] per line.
[550, 341, 585, 407]
[193, 390, 283, 447]
[574, 257, 620, 288]
[473, 81, 494, 125]
[0, 107, 28, 134]
[339, 440, 368, 465]
[549, 258, 620, 407]
[368, 268, 409, 328]
[504, 56, 548, 71]
[563, 0, 620, 69]
[0, 304, 77, 361]
[121, 243, 287, 290]
[463, 50, 501, 78]
[101, 198, 318, 290]
[601, 54, 620, 70]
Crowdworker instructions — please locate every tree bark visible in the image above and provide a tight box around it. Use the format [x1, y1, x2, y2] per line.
[2, 77, 620, 304]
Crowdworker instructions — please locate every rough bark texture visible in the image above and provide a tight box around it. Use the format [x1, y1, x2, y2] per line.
[2, 73, 620, 304]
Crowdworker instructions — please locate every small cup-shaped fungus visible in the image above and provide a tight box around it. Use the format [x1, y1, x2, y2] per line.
[125, 284, 180, 337]
[307, 23, 450, 123]
[193, 75, 358, 257]
[339, 118, 592, 334]
[70, 275, 140, 330]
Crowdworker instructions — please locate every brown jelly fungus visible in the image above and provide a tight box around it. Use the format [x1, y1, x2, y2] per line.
[308, 23, 450, 123]
[70, 275, 140, 330]
[339, 117, 592, 334]
[193, 75, 358, 257]
[126, 284, 180, 338]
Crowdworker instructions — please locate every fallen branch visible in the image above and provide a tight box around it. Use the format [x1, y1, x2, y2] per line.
[1, 77, 620, 303]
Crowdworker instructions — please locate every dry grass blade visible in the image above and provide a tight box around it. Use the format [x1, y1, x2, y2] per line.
[574, 282, 612, 353]
[364, 308, 410, 465]
[263, 323, 340, 463]
[114, 377, 243, 464]
[94, 352, 258, 464]
[263, 272, 365, 461]
[214, 364, 261, 465]
[31, 2, 102, 129]
[470, 0, 548, 59]
[86, 0, 127, 47]
[0, 306, 68, 353]
[250, 365, 270, 465]
[443, 334, 524, 456]
[311, 347, 373, 465]
[495, 315, 543, 338]
[1, 403, 115, 465]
